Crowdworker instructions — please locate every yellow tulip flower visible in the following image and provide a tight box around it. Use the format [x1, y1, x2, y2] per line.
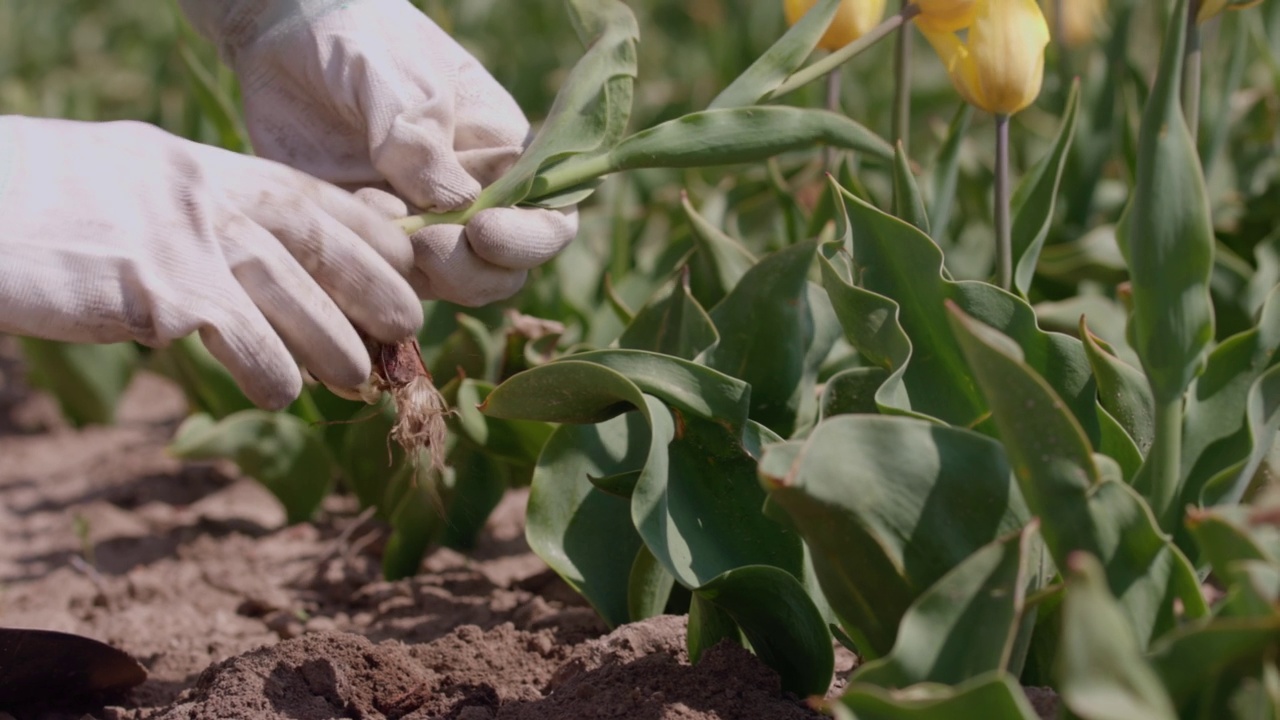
[914, 0, 978, 33]
[1197, 0, 1264, 23]
[1043, 0, 1105, 47]
[922, 0, 1050, 116]
[784, 0, 888, 50]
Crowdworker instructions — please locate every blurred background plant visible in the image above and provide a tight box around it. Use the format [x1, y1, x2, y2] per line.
[7, 0, 1280, 713]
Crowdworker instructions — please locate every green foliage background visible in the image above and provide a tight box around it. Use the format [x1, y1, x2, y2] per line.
[9, 1, 1280, 716]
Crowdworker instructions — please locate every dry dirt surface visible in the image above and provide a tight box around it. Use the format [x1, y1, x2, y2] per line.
[0, 338, 848, 720]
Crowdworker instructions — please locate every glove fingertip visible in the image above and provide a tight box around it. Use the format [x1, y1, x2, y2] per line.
[405, 164, 482, 212]
[199, 323, 302, 411]
[360, 280, 424, 342]
[374, 118, 484, 212]
[353, 186, 410, 220]
[410, 224, 528, 306]
[465, 206, 580, 270]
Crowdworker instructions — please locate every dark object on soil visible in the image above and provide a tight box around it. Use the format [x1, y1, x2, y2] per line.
[0, 627, 146, 708]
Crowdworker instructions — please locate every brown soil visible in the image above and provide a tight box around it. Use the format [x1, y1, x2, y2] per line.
[0, 337, 846, 720]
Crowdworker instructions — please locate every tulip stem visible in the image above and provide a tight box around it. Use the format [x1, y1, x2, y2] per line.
[1148, 396, 1186, 531]
[994, 114, 1013, 291]
[824, 69, 843, 169]
[891, 0, 913, 152]
[395, 151, 613, 233]
[1183, 0, 1203, 141]
[767, 4, 921, 102]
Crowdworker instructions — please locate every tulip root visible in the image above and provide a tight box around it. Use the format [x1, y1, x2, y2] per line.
[367, 338, 450, 476]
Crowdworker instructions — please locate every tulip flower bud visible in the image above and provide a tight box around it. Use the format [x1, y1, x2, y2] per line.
[1043, 0, 1105, 47]
[922, 0, 1049, 116]
[1197, 0, 1263, 23]
[784, 0, 888, 50]
[914, 0, 977, 33]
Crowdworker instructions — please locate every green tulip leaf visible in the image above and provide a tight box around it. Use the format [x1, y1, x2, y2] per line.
[687, 591, 743, 662]
[526, 412, 651, 628]
[589, 469, 642, 498]
[1116, 0, 1215, 404]
[1148, 614, 1280, 713]
[558, 349, 752, 426]
[634, 411, 804, 590]
[820, 366, 889, 418]
[19, 338, 140, 428]
[599, 106, 896, 171]
[836, 672, 1040, 720]
[1216, 560, 1280, 620]
[704, 239, 840, 437]
[382, 463, 442, 580]
[174, 32, 249, 153]
[1011, 81, 1080, 297]
[482, 360, 646, 424]
[822, 182, 1101, 443]
[708, 0, 843, 109]
[473, 0, 638, 211]
[926, 103, 973, 242]
[693, 564, 835, 698]
[628, 544, 677, 621]
[759, 415, 1030, 659]
[1036, 226, 1131, 287]
[1187, 503, 1280, 580]
[618, 268, 719, 360]
[852, 524, 1041, 688]
[682, 192, 758, 309]
[453, 378, 554, 465]
[337, 401, 404, 514]
[429, 314, 498, 383]
[1058, 553, 1178, 720]
[1081, 317, 1155, 461]
[153, 334, 255, 420]
[170, 410, 334, 525]
[437, 444, 510, 552]
[1095, 404, 1145, 482]
[484, 349, 751, 429]
[948, 304, 1208, 649]
[767, 158, 813, 248]
[892, 142, 929, 234]
[1181, 286, 1280, 510]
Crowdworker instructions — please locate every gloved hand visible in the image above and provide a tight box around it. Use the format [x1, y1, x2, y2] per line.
[0, 116, 422, 410]
[178, 0, 580, 307]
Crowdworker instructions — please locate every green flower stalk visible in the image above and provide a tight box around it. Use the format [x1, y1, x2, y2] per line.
[920, 0, 1049, 290]
[892, 0, 914, 150]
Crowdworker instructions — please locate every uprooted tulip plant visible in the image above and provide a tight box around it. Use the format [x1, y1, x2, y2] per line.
[21, 0, 1280, 714]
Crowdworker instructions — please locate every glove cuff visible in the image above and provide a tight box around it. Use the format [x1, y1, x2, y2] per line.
[176, 0, 354, 65]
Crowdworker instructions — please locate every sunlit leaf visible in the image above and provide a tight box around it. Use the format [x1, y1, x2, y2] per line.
[949, 304, 1207, 649]
[760, 415, 1030, 658]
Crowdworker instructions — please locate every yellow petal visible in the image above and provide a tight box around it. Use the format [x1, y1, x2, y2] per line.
[967, 0, 1050, 114]
[1196, 0, 1231, 20]
[1043, 0, 1106, 47]
[1197, 0, 1264, 23]
[784, 0, 888, 50]
[921, 28, 983, 108]
[914, 0, 978, 33]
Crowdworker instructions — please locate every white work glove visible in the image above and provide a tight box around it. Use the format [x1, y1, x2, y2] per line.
[0, 116, 422, 410]
[178, 0, 580, 307]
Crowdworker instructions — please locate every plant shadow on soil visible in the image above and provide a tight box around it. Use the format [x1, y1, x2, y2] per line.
[0, 337, 848, 720]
